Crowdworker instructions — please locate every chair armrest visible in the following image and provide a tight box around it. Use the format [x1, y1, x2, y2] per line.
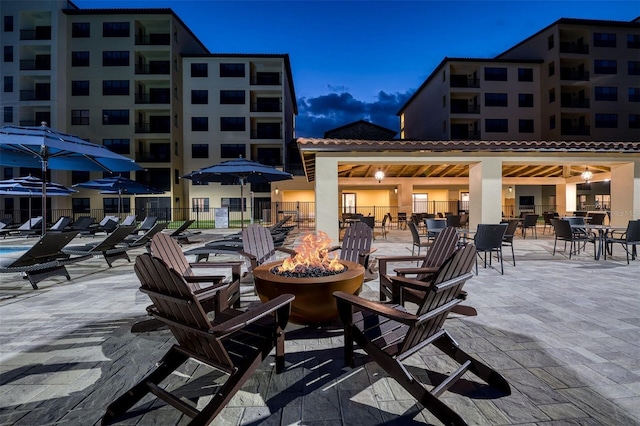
[184, 275, 227, 284]
[210, 293, 295, 337]
[275, 247, 297, 256]
[191, 281, 230, 301]
[189, 261, 243, 279]
[388, 275, 433, 292]
[333, 291, 417, 325]
[378, 255, 424, 275]
[393, 266, 438, 277]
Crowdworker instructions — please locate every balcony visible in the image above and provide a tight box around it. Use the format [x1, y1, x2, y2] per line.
[451, 104, 480, 114]
[136, 143, 171, 163]
[251, 128, 282, 139]
[559, 42, 589, 54]
[561, 125, 590, 136]
[251, 72, 281, 85]
[135, 34, 170, 45]
[450, 75, 480, 88]
[19, 90, 50, 101]
[135, 91, 170, 104]
[560, 68, 589, 81]
[251, 99, 282, 112]
[19, 56, 51, 71]
[560, 97, 590, 108]
[20, 26, 52, 40]
[135, 62, 170, 75]
[135, 121, 170, 133]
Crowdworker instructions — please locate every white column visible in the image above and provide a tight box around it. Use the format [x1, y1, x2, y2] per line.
[315, 156, 340, 241]
[468, 158, 502, 230]
[566, 183, 577, 214]
[610, 161, 640, 226]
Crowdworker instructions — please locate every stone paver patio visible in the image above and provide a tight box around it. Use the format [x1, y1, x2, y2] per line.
[0, 225, 639, 425]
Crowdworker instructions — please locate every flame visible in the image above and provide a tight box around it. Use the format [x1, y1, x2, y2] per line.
[276, 231, 345, 273]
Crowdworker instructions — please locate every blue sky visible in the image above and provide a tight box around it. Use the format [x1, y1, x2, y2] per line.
[74, 0, 639, 136]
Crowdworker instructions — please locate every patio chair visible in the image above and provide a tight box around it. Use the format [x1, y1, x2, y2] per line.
[62, 225, 136, 267]
[120, 215, 137, 226]
[102, 254, 294, 426]
[131, 216, 157, 235]
[333, 244, 510, 426]
[397, 212, 407, 230]
[374, 212, 390, 239]
[0, 230, 90, 289]
[542, 212, 557, 234]
[120, 222, 167, 248]
[408, 221, 431, 257]
[458, 212, 469, 228]
[588, 212, 607, 226]
[330, 221, 377, 281]
[68, 216, 96, 232]
[81, 215, 119, 236]
[604, 220, 640, 264]
[520, 213, 539, 239]
[48, 216, 73, 232]
[238, 224, 297, 273]
[501, 218, 520, 266]
[1, 216, 43, 237]
[425, 218, 447, 242]
[550, 218, 595, 259]
[446, 214, 462, 228]
[474, 223, 508, 274]
[168, 219, 201, 244]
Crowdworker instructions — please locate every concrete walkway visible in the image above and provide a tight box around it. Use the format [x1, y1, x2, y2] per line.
[0, 226, 639, 425]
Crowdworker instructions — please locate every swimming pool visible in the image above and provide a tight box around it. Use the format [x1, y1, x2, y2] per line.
[0, 247, 28, 254]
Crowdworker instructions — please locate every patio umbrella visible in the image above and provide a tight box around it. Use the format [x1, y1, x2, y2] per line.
[74, 176, 164, 215]
[0, 123, 141, 235]
[182, 158, 293, 229]
[0, 175, 77, 219]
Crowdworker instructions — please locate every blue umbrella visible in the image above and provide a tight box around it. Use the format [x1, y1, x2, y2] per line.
[0, 175, 77, 219]
[182, 158, 292, 229]
[0, 123, 141, 234]
[74, 176, 164, 214]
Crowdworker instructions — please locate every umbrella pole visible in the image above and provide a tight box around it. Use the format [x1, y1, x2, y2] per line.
[41, 160, 47, 236]
[240, 179, 244, 230]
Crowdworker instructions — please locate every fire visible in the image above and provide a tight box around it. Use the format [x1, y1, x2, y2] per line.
[275, 231, 345, 274]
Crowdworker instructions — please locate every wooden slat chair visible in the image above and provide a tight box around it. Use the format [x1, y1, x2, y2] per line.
[330, 221, 377, 281]
[238, 224, 297, 273]
[333, 244, 511, 426]
[102, 254, 294, 426]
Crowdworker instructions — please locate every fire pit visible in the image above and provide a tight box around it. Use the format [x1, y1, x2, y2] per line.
[252, 231, 365, 324]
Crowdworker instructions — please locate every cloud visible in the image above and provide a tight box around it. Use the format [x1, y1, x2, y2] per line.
[296, 90, 414, 138]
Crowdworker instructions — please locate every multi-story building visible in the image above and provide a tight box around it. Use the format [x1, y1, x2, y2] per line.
[399, 17, 640, 142]
[0, 1, 297, 221]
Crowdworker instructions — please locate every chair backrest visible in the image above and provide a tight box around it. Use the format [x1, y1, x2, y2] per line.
[150, 232, 193, 277]
[542, 212, 555, 225]
[523, 214, 539, 227]
[339, 221, 373, 263]
[564, 216, 585, 226]
[446, 215, 461, 228]
[502, 219, 520, 242]
[128, 222, 167, 246]
[242, 224, 277, 266]
[11, 231, 80, 267]
[625, 220, 640, 242]
[19, 216, 43, 230]
[134, 254, 231, 367]
[90, 225, 136, 251]
[71, 216, 95, 230]
[588, 212, 606, 226]
[99, 215, 119, 226]
[402, 244, 476, 350]
[474, 224, 508, 251]
[138, 216, 158, 231]
[407, 221, 422, 245]
[426, 218, 446, 231]
[417, 226, 459, 280]
[121, 215, 137, 226]
[550, 218, 572, 239]
[359, 216, 375, 229]
[459, 213, 469, 226]
[50, 216, 72, 231]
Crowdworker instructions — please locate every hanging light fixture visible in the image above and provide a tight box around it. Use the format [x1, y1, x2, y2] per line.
[581, 167, 593, 183]
[508, 186, 513, 193]
[374, 168, 385, 183]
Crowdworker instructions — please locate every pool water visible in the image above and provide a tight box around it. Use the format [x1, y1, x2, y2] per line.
[0, 247, 27, 254]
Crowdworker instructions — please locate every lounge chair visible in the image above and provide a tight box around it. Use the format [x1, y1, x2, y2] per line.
[102, 254, 294, 425]
[48, 216, 73, 232]
[333, 244, 511, 426]
[120, 215, 137, 226]
[68, 216, 96, 232]
[131, 216, 157, 235]
[168, 219, 201, 244]
[1, 216, 43, 238]
[119, 222, 167, 248]
[62, 225, 136, 266]
[81, 215, 119, 236]
[0, 231, 90, 289]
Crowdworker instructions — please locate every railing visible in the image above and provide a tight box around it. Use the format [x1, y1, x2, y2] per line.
[560, 69, 590, 81]
[135, 93, 170, 104]
[135, 63, 170, 75]
[251, 101, 282, 112]
[251, 73, 281, 85]
[20, 27, 52, 40]
[135, 34, 170, 45]
[561, 125, 590, 136]
[451, 105, 480, 114]
[450, 75, 480, 88]
[561, 98, 590, 108]
[251, 129, 282, 139]
[19, 60, 51, 71]
[135, 122, 171, 133]
[559, 42, 589, 54]
[19, 90, 50, 101]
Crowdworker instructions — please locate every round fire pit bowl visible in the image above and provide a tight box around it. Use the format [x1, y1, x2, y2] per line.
[253, 259, 365, 325]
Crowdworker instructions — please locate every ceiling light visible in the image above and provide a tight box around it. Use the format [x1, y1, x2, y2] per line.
[581, 167, 593, 183]
[374, 169, 385, 183]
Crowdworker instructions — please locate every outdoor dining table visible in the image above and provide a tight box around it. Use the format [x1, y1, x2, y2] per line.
[576, 224, 627, 260]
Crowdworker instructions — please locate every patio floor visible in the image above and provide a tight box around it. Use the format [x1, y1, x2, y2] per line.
[1, 225, 639, 425]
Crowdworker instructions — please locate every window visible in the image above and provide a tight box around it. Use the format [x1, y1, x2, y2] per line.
[102, 109, 129, 125]
[629, 88, 640, 102]
[103, 22, 130, 37]
[518, 68, 533, 82]
[104, 197, 129, 214]
[221, 198, 244, 212]
[103, 139, 130, 154]
[220, 63, 245, 77]
[548, 61, 555, 76]
[191, 117, 208, 131]
[102, 51, 129, 66]
[628, 34, 640, 49]
[628, 61, 640, 76]
[484, 67, 507, 81]
[594, 194, 610, 210]
[72, 198, 90, 214]
[3, 76, 12, 92]
[594, 86, 617, 101]
[595, 113, 618, 128]
[71, 171, 90, 185]
[4, 16, 13, 32]
[71, 80, 90, 96]
[518, 93, 534, 107]
[412, 194, 428, 213]
[71, 109, 89, 125]
[191, 63, 207, 77]
[519, 119, 534, 133]
[220, 117, 245, 131]
[3, 106, 13, 123]
[3, 46, 13, 62]
[629, 114, 640, 129]
[485, 93, 508, 107]
[549, 88, 555, 103]
[221, 144, 246, 158]
[192, 198, 209, 212]
[593, 33, 616, 48]
[192, 144, 209, 158]
[72, 22, 90, 37]
[4, 198, 14, 215]
[594, 59, 617, 74]
[220, 90, 245, 104]
[102, 80, 129, 95]
[191, 90, 208, 104]
[485, 119, 508, 132]
[547, 34, 554, 49]
[3, 168, 13, 180]
[174, 169, 180, 185]
[71, 51, 89, 66]
[549, 115, 556, 130]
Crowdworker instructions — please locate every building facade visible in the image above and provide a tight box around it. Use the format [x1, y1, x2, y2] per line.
[0, 1, 297, 221]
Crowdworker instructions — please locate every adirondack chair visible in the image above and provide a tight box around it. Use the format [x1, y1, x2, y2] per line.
[333, 244, 511, 426]
[238, 224, 297, 273]
[102, 254, 294, 426]
[330, 221, 377, 281]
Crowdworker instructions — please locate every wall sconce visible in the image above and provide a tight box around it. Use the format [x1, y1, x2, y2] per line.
[374, 168, 385, 183]
[581, 167, 593, 183]
[508, 186, 513, 193]
[394, 187, 398, 194]
[274, 188, 279, 195]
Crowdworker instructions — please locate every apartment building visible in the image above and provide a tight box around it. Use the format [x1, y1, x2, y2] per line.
[0, 1, 297, 220]
[399, 17, 640, 141]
